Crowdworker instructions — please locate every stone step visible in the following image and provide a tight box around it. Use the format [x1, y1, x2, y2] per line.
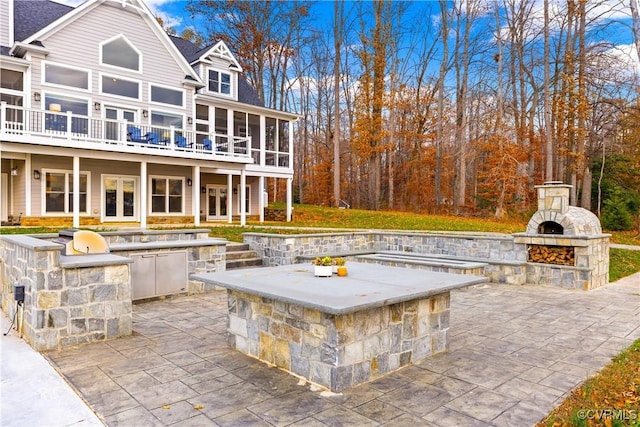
[226, 243, 251, 252]
[226, 250, 261, 261]
[226, 257, 264, 270]
[225, 243, 263, 270]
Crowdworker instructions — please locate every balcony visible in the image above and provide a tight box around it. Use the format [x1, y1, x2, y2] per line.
[0, 103, 261, 164]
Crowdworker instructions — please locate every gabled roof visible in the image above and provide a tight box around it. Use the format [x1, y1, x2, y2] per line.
[13, 0, 73, 42]
[201, 41, 242, 71]
[10, 0, 266, 109]
[170, 37, 264, 108]
[19, 0, 200, 82]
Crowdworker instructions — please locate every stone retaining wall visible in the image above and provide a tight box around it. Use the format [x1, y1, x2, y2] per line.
[243, 231, 608, 289]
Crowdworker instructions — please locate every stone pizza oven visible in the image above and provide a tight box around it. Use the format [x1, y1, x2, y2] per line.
[513, 182, 610, 290]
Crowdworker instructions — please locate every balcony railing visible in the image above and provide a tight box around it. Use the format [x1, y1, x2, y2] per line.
[0, 103, 254, 161]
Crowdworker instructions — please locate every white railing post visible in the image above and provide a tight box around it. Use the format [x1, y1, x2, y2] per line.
[66, 111, 73, 140]
[170, 126, 175, 150]
[121, 119, 129, 143]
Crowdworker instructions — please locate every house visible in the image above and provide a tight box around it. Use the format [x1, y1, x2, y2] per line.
[0, 0, 296, 228]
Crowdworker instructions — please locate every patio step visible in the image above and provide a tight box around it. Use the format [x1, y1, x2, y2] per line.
[225, 243, 264, 270]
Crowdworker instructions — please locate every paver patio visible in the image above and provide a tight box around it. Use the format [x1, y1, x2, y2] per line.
[45, 273, 640, 426]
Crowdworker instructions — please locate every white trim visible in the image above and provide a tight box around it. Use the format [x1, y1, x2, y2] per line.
[207, 68, 234, 98]
[99, 72, 141, 101]
[149, 82, 185, 108]
[42, 61, 91, 93]
[148, 175, 186, 215]
[99, 34, 143, 74]
[196, 41, 242, 71]
[6, 0, 13, 47]
[40, 168, 91, 216]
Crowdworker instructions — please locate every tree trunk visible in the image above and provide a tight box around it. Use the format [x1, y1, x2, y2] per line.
[333, 1, 343, 208]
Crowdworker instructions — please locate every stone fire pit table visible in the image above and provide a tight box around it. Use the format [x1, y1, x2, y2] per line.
[193, 263, 485, 392]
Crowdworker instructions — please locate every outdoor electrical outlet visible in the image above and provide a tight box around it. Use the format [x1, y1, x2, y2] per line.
[14, 285, 25, 303]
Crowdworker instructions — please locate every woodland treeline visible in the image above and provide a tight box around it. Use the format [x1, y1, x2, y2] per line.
[177, 0, 640, 229]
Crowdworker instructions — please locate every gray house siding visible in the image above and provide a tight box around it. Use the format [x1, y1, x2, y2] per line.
[31, 2, 194, 123]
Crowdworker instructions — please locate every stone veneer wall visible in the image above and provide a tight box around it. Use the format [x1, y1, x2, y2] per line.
[227, 289, 451, 392]
[244, 231, 526, 285]
[0, 235, 132, 350]
[243, 231, 608, 289]
[243, 232, 523, 266]
[513, 234, 609, 290]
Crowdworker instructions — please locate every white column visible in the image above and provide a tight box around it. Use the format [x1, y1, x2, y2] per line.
[72, 156, 80, 228]
[140, 161, 147, 229]
[259, 175, 265, 223]
[259, 115, 266, 166]
[25, 154, 32, 216]
[240, 169, 246, 226]
[288, 120, 294, 169]
[193, 165, 200, 226]
[227, 173, 233, 224]
[286, 177, 292, 222]
[227, 108, 234, 154]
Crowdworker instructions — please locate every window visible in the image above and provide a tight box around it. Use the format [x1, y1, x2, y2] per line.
[101, 75, 139, 99]
[44, 94, 88, 133]
[265, 117, 276, 151]
[44, 170, 89, 214]
[150, 85, 183, 106]
[151, 111, 183, 129]
[208, 70, 231, 95]
[278, 120, 289, 152]
[101, 35, 140, 71]
[1, 69, 23, 91]
[151, 177, 183, 214]
[1, 69, 24, 123]
[44, 63, 89, 90]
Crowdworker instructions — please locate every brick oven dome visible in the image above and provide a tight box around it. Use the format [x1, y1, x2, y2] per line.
[526, 206, 602, 236]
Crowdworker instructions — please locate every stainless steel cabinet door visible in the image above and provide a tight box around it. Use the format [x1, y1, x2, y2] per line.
[131, 254, 156, 300]
[155, 252, 187, 296]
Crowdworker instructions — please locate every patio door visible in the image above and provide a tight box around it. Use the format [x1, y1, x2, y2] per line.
[104, 107, 136, 141]
[103, 175, 138, 221]
[206, 185, 228, 221]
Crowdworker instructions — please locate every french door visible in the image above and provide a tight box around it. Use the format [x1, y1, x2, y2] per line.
[103, 175, 138, 221]
[206, 185, 228, 221]
[104, 107, 136, 141]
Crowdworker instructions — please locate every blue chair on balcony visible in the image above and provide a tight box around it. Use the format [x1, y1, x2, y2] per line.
[145, 132, 159, 145]
[202, 139, 213, 151]
[175, 135, 191, 148]
[127, 126, 148, 143]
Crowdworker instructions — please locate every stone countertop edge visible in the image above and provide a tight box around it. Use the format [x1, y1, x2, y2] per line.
[59, 254, 133, 268]
[191, 270, 486, 315]
[0, 234, 63, 250]
[109, 238, 227, 251]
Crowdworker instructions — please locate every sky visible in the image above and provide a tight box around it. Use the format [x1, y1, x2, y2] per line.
[53, 0, 639, 77]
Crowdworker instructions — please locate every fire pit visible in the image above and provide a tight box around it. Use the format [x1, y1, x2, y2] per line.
[514, 182, 610, 290]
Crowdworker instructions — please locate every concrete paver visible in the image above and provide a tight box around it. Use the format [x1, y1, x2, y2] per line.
[6, 272, 640, 426]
